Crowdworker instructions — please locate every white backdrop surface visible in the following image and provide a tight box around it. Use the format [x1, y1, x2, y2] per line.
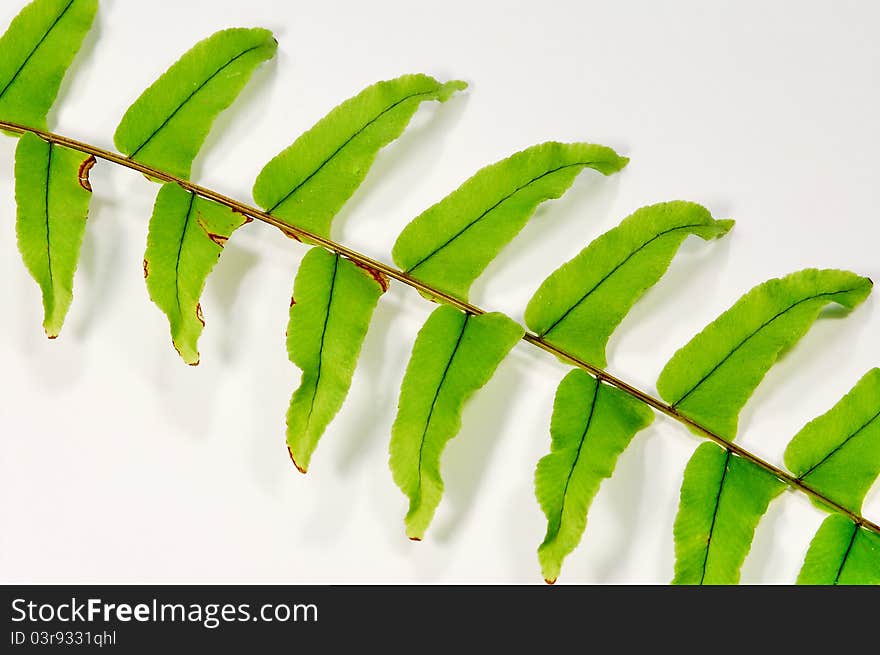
[0, 0, 878, 584]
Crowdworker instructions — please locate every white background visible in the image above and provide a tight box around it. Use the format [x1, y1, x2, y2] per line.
[1, 0, 878, 584]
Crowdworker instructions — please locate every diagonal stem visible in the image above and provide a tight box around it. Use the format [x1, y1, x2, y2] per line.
[2, 119, 877, 537]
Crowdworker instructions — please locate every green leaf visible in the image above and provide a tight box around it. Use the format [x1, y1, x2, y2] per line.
[657, 269, 872, 439]
[114, 27, 276, 179]
[525, 201, 733, 368]
[144, 183, 248, 365]
[390, 306, 523, 539]
[673, 442, 784, 584]
[253, 74, 466, 239]
[535, 370, 654, 583]
[783, 369, 880, 513]
[797, 515, 880, 585]
[286, 248, 386, 473]
[392, 141, 629, 301]
[0, 0, 97, 130]
[15, 131, 92, 337]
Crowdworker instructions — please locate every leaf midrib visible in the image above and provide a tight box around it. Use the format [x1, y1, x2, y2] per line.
[128, 44, 264, 160]
[302, 253, 340, 434]
[267, 88, 442, 215]
[550, 376, 601, 540]
[43, 141, 55, 294]
[797, 408, 880, 481]
[0, 0, 76, 103]
[414, 313, 470, 501]
[404, 162, 592, 275]
[540, 222, 707, 338]
[671, 286, 865, 408]
[833, 522, 858, 585]
[699, 449, 732, 585]
[172, 191, 197, 322]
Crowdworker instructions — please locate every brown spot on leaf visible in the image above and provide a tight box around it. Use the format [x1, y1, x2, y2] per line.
[544, 578, 557, 585]
[143, 259, 149, 279]
[78, 155, 96, 192]
[280, 226, 302, 242]
[409, 537, 422, 542]
[288, 446, 307, 474]
[197, 215, 228, 247]
[290, 296, 296, 308]
[350, 259, 390, 292]
[47, 334, 58, 340]
[196, 303, 205, 327]
[232, 209, 254, 226]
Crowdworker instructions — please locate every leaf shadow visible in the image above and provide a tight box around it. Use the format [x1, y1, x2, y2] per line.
[606, 232, 734, 386]
[431, 351, 525, 542]
[580, 428, 654, 583]
[69, 190, 125, 339]
[190, 54, 280, 188]
[204, 238, 261, 363]
[468, 170, 625, 313]
[46, 0, 106, 130]
[331, 293, 405, 475]
[332, 92, 470, 247]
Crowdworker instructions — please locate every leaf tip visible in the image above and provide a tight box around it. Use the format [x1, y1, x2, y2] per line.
[287, 446, 307, 474]
[438, 79, 468, 101]
[714, 218, 736, 237]
[544, 577, 557, 585]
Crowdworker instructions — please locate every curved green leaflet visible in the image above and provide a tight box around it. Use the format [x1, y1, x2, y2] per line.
[253, 74, 466, 239]
[797, 515, 880, 585]
[392, 141, 629, 301]
[286, 249, 385, 473]
[144, 184, 248, 365]
[672, 443, 784, 585]
[536, 370, 653, 583]
[15, 132, 92, 337]
[115, 27, 277, 179]
[657, 269, 873, 439]
[0, 0, 97, 130]
[525, 201, 733, 368]
[784, 369, 880, 514]
[390, 306, 523, 539]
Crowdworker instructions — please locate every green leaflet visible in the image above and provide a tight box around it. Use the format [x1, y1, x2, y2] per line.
[286, 248, 385, 473]
[15, 131, 92, 337]
[114, 27, 277, 179]
[392, 141, 629, 301]
[525, 201, 733, 368]
[144, 184, 248, 365]
[535, 370, 654, 583]
[797, 515, 880, 585]
[0, 0, 97, 130]
[673, 442, 784, 585]
[657, 269, 872, 439]
[783, 369, 880, 514]
[253, 74, 466, 239]
[390, 306, 523, 539]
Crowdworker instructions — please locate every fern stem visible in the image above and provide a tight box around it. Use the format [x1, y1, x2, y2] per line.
[3, 119, 877, 537]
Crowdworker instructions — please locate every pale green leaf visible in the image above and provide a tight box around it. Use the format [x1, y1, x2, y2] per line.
[392, 141, 629, 301]
[525, 201, 733, 368]
[286, 248, 386, 473]
[15, 131, 92, 337]
[253, 74, 466, 239]
[390, 306, 523, 539]
[657, 269, 872, 439]
[673, 442, 784, 584]
[536, 370, 654, 583]
[144, 183, 248, 365]
[0, 0, 97, 130]
[114, 27, 276, 178]
[797, 515, 880, 585]
[784, 369, 880, 513]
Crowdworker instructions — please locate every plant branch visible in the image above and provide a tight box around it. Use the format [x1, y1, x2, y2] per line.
[3, 119, 877, 537]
